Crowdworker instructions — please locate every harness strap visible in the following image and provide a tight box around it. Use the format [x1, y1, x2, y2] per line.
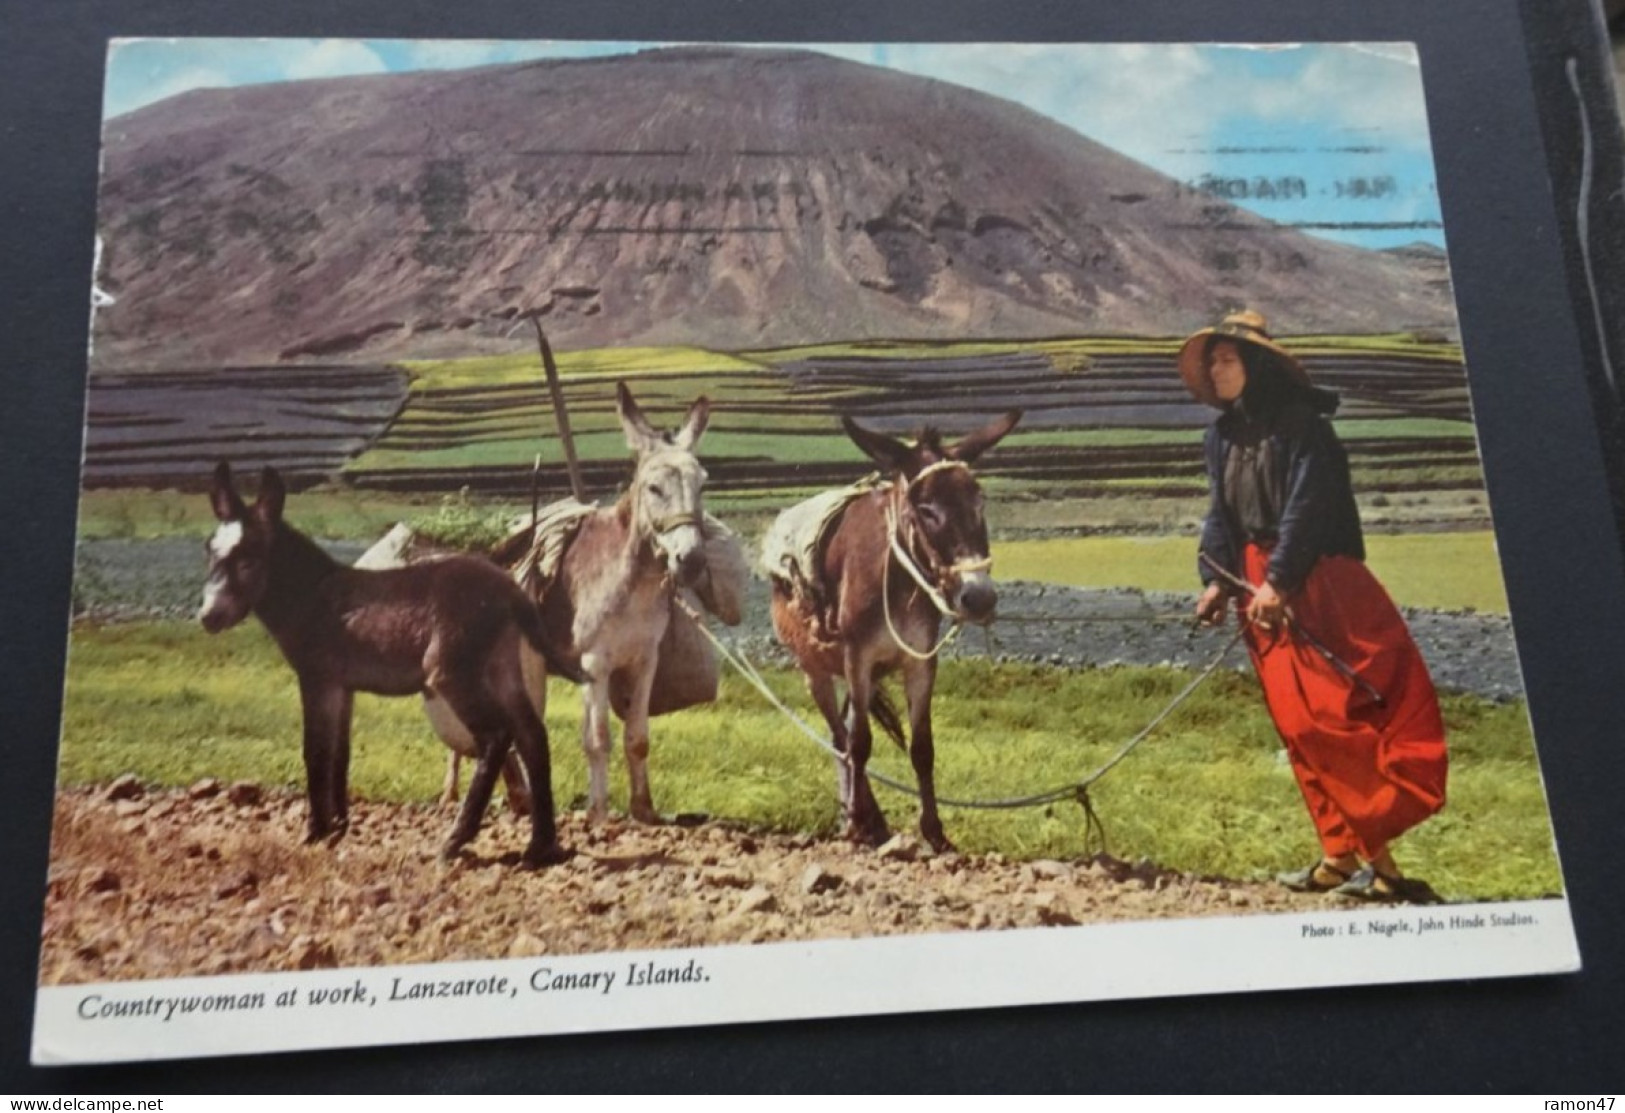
[880, 495, 965, 661]
[885, 498, 959, 618]
[651, 511, 701, 535]
[906, 458, 971, 487]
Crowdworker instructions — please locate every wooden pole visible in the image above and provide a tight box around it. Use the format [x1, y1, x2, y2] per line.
[530, 317, 587, 503]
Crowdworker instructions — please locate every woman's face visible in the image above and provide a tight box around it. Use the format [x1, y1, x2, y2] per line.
[1207, 340, 1247, 403]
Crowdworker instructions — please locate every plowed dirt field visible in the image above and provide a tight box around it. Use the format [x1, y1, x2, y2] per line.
[42, 780, 1349, 986]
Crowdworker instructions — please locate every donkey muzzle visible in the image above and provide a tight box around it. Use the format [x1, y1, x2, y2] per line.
[198, 573, 245, 633]
[652, 516, 706, 587]
[953, 569, 998, 625]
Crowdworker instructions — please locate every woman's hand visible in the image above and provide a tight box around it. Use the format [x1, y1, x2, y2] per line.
[1247, 580, 1286, 633]
[1196, 582, 1229, 626]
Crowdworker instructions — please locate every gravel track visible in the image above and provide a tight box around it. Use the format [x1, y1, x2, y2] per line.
[73, 539, 1523, 701]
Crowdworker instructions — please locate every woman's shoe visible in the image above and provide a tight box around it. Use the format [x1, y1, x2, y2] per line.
[1332, 867, 1441, 904]
[1276, 860, 1354, 893]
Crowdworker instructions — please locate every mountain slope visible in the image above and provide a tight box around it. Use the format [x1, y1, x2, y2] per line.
[93, 46, 1455, 369]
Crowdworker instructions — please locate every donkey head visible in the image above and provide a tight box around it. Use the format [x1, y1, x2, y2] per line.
[199, 462, 284, 634]
[843, 410, 1022, 625]
[618, 381, 712, 586]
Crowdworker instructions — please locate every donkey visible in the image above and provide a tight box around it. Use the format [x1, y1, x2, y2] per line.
[555, 383, 714, 824]
[430, 382, 715, 825]
[198, 462, 571, 867]
[767, 412, 1021, 851]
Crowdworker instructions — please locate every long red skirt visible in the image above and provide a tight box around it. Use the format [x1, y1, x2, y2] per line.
[1240, 544, 1448, 860]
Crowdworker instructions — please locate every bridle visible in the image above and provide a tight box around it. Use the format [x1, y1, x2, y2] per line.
[880, 458, 993, 658]
[635, 459, 705, 569]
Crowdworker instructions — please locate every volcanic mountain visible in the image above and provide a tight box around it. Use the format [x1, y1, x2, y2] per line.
[92, 46, 1455, 369]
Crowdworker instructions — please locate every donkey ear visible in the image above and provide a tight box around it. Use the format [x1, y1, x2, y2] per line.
[255, 466, 286, 524]
[673, 395, 711, 451]
[949, 410, 1022, 464]
[617, 381, 662, 454]
[210, 461, 247, 522]
[842, 415, 914, 474]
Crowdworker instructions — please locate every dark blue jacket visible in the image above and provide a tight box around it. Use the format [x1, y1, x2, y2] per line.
[1198, 400, 1365, 594]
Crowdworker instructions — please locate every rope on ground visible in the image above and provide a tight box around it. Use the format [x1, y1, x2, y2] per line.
[673, 597, 1245, 819]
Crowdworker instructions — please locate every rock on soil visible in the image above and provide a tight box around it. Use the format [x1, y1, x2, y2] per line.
[41, 785, 1350, 987]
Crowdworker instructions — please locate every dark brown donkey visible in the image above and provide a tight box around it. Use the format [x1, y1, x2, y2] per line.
[198, 462, 571, 867]
[768, 412, 1020, 851]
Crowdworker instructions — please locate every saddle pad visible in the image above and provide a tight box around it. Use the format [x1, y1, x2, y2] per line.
[360, 501, 745, 719]
[759, 475, 887, 594]
[499, 497, 598, 597]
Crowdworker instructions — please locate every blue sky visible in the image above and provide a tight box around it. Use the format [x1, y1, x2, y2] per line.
[103, 39, 1443, 251]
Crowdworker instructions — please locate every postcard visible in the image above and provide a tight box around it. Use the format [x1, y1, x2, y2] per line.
[33, 38, 1578, 1065]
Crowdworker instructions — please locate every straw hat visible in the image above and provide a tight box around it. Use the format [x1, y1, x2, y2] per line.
[1177, 310, 1310, 406]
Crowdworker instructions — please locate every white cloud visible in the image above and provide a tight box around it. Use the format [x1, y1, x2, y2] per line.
[841, 42, 1431, 166]
[283, 40, 388, 82]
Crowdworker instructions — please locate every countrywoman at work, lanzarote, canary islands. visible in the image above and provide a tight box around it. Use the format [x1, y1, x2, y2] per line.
[1182, 310, 1449, 903]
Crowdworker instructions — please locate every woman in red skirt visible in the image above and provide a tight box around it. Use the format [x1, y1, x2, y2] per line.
[1181, 311, 1448, 902]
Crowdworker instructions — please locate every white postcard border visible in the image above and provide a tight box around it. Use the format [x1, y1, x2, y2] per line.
[33, 897, 1578, 1065]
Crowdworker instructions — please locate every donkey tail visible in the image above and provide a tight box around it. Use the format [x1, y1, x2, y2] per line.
[513, 597, 585, 685]
[841, 689, 907, 751]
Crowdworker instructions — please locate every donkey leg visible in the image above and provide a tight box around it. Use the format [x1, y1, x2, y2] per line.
[805, 673, 852, 820]
[499, 750, 532, 817]
[581, 678, 614, 825]
[441, 753, 461, 808]
[902, 657, 951, 853]
[621, 660, 661, 825]
[329, 690, 353, 836]
[442, 734, 511, 861]
[297, 679, 349, 844]
[435, 684, 509, 860]
[500, 691, 565, 868]
[500, 638, 548, 819]
[842, 658, 890, 846]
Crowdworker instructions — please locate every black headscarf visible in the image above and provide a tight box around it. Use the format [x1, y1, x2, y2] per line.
[1207, 337, 1340, 424]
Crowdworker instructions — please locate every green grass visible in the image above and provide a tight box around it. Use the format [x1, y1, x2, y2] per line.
[76, 487, 444, 542]
[1333, 417, 1476, 440]
[994, 532, 1509, 613]
[401, 346, 768, 391]
[741, 337, 1133, 366]
[743, 332, 1464, 365]
[55, 620, 1559, 900]
[353, 429, 865, 473]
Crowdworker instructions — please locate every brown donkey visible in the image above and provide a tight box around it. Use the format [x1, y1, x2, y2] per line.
[199, 462, 571, 867]
[767, 412, 1020, 851]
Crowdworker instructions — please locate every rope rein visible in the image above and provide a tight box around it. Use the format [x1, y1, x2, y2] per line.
[672, 594, 1245, 816]
[881, 495, 964, 660]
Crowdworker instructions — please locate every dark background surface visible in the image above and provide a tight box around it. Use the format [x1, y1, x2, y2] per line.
[2, 0, 1622, 1092]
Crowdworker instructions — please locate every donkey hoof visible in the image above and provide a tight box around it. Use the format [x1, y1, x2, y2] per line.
[304, 823, 346, 847]
[630, 804, 664, 826]
[520, 843, 572, 870]
[843, 819, 890, 848]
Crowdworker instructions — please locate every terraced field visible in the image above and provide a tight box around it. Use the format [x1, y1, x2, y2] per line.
[340, 337, 1483, 508]
[83, 366, 408, 489]
[78, 336, 1485, 531]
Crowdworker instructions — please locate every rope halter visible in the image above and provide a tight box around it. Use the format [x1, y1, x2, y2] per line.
[880, 459, 995, 659]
